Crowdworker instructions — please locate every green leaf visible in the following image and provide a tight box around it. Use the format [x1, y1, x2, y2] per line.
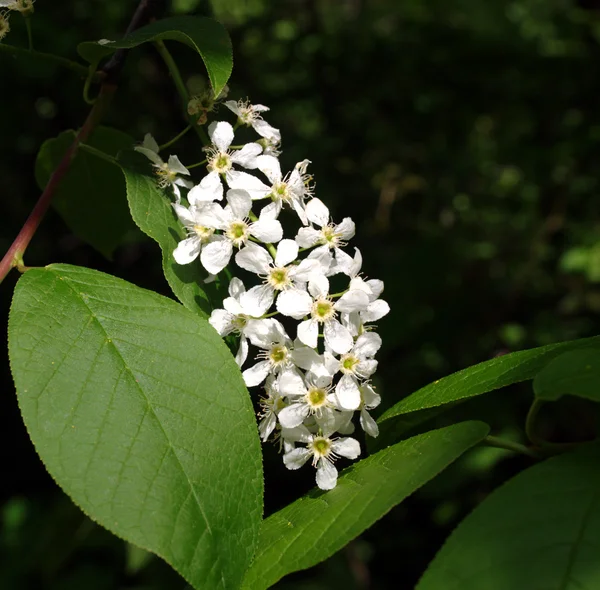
[78, 16, 232, 96]
[417, 443, 600, 590]
[35, 127, 138, 259]
[379, 336, 600, 423]
[118, 151, 212, 318]
[534, 348, 600, 402]
[8, 264, 262, 590]
[242, 421, 490, 590]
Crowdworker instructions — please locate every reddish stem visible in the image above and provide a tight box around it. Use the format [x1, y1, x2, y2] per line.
[0, 84, 116, 284]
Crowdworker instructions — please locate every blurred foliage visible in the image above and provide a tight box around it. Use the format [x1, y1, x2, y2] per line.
[2, 0, 600, 588]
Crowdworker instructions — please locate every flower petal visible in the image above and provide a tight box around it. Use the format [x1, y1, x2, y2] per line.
[167, 155, 190, 176]
[335, 289, 370, 313]
[242, 360, 271, 387]
[283, 448, 311, 470]
[235, 242, 272, 275]
[253, 119, 281, 143]
[297, 318, 319, 349]
[255, 154, 282, 183]
[315, 459, 338, 490]
[251, 218, 283, 243]
[278, 404, 310, 429]
[188, 171, 223, 205]
[305, 198, 330, 227]
[226, 188, 252, 219]
[275, 239, 299, 267]
[335, 374, 361, 410]
[235, 337, 249, 367]
[279, 368, 306, 396]
[277, 288, 312, 319]
[332, 437, 361, 459]
[208, 121, 234, 152]
[173, 236, 201, 265]
[296, 227, 321, 248]
[227, 170, 270, 200]
[240, 284, 274, 317]
[231, 142, 263, 167]
[354, 332, 382, 358]
[362, 299, 390, 323]
[228, 276, 246, 298]
[335, 217, 356, 240]
[200, 239, 233, 275]
[308, 274, 329, 299]
[360, 409, 379, 438]
[208, 309, 234, 336]
[324, 320, 353, 354]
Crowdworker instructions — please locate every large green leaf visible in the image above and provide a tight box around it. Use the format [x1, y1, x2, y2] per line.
[534, 348, 600, 402]
[8, 264, 262, 590]
[35, 127, 138, 259]
[417, 443, 600, 590]
[78, 16, 232, 96]
[242, 421, 490, 590]
[119, 151, 212, 318]
[379, 336, 600, 422]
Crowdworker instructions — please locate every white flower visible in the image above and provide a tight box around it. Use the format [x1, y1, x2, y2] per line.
[296, 198, 355, 273]
[258, 376, 286, 442]
[359, 383, 381, 438]
[242, 322, 296, 387]
[172, 202, 217, 265]
[194, 189, 283, 275]
[277, 274, 369, 355]
[134, 133, 192, 200]
[277, 370, 341, 431]
[208, 277, 281, 366]
[342, 278, 390, 336]
[224, 100, 281, 144]
[234, 240, 323, 316]
[200, 121, 263, 202]
[334, 332, 382, 410]
[282, 425, 361, 490]
[229, 155, 312, 224]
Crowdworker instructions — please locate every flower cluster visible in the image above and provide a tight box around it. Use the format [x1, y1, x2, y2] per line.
[137, 98, 389, 490]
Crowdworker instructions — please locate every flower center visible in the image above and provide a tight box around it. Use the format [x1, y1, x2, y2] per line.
[267, 266, 291, 290]
[269, 344, 289, 366]
[312, 298, 335, 322]
[226, 221, 249, 247]
[193, 224, 214, 242]
[320, 225, 342, 249]
[155, 166, 177, 188]
[309, 436, 332, 460]
[271, 181, 290, 203]
[340, 354, 360, 374]
[306, 387, 328, 409]
[208, 151, 232, 174]
[232, 314, 248, 333]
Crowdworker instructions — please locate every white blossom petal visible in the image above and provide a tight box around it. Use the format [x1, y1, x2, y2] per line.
[235, 337, 249, 367]
[208, 309, 234, 336]
[283, 448, 311, 470]
[308, 275, 329, 299]
[226, 189, 252, 219]
[360, 409, 379, 437]
[235, 243, 272, 275]
[188, 171, 223, 205]
[240, 284, 274, 317]
[305, 198, 330, 227]
[324, 320, 353, 354]
[166, 155, 190, 176]
[278, 404, 310, 429]
[275, 239, 299, 267]
[332, 437, 361, 459]
[208, 121, 234, 152]
[354, 332, 382, 358]
[279, 369, 306, 396]
[226, 170, 270, 200]
[362, 299, 390, 322]
[336, 217, 356, 240]
[231, 142, 263, 167]
[296, 227, 321, 248]
[335, 374, 361, 410]
[173, 236, 201, 264]
[253, 119, 281, 143]
[297, 318, 319, 349]
[142, 133, 159, 153]
[366, 279, 384, 300]
[222, 296, 244, 316]
[243, 360, 271, 387]
[250, 218, 283, 243]
[255, 155, 282, 183]
[277, 288, 312, 319]
[316, 459, 338, 490]
[228, 277, 245, 298]
[334, 290, 370, 313]
[200, 239, 233, 275]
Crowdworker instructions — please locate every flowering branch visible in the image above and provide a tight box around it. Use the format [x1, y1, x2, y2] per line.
[0, 0, 163, 285]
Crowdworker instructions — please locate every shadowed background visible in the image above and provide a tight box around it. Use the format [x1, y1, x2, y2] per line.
[1, 0, 600, 588]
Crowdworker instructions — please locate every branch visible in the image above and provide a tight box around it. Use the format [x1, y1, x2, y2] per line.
[0, 0, 164, 285]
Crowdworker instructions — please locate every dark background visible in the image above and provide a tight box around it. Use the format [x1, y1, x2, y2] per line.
[1, 0, 600, 588]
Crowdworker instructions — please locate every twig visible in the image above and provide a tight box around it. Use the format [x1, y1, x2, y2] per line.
[0, 0, 164, 284]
